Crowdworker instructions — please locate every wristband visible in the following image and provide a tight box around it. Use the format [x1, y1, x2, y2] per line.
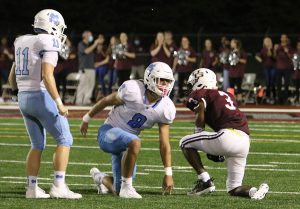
[164, 167, 173, 176]
[55, 98, 63, 106]
[82, 113, 91, 123]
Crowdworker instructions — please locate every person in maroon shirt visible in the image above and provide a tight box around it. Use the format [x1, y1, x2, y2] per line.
[173, 36, 196, 101]
[54, 38, 78, 103]
[150, 32, 172, 67]
[114, 32, 136, 87]
[200, 39, 218, 72]
[228, 38, 247, 103]
[218, 36, 231, 91]
[255, 37, 277, 104]
[292, 40, 300, 105]
[179, 68, 269, 199]
[0, 36, 14, 99]
[274, 34, 294, 104]
[107, 35, 118, 93]
[164, 31, 177, 67]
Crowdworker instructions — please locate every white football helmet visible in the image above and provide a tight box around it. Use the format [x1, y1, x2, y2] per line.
[187, 68, 217, 91]
[33, 9, 67, 44]
[144, 62, 175, 97]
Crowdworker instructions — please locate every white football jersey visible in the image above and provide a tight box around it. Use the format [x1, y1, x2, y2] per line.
[105, 80, 176, 135]
[14, 34, 61, 92]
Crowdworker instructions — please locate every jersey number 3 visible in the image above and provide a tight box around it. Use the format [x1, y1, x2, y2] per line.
[127, 113, 147, 128]
[218, 91, 237, 110]
[16, 47, 29, 76]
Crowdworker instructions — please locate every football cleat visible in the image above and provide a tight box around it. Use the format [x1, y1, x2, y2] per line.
[26, 186, 50, 198]
[90, 167, 109, 194]
[251, 183, 269, 200]
[49, 184, 82, 199]
[119, 185, 142, 199]
[187, 178, 215, 195]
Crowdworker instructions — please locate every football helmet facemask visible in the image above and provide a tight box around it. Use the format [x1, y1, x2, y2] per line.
[33, 9, 67, 44]
[144, 62, 175, 97]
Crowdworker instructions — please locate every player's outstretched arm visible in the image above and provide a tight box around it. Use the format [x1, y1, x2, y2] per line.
[80, 92, 124, 136]
[158, 123, 174, 195]
[42, 62, 68, 116]
[8, 62, 17, 90]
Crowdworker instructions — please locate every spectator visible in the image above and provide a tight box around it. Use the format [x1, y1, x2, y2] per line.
[150, 32, 172, 67]
[274, 34, 293, 104]
[76, 30, 100, 105]
[106, 35, 118, 93]
[54, 38, 77, 103]
[114, 32, 136, 87]
[228, 38, 247, 104]
[218, 36, 231, 91]
[164, 31, 177, 67]
[255, 37, 277, 104]
[94, 34, 109, 98]
[0, 36, 14, 101]
[173, 35, 196, 102]
[130, 36, 146, 80]
[292, 40, 300, 105]
[200, 38, 218, 72]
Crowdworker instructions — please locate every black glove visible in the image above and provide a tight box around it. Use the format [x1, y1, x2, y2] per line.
[207, 154, 225, 162]
[186, 98, 199, 111]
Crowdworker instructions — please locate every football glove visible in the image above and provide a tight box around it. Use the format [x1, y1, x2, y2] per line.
[186, 98, 199, 111]
[206, 154, 225, 163]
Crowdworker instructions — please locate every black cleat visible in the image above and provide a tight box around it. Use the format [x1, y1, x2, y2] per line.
[187, 178, 216, 195]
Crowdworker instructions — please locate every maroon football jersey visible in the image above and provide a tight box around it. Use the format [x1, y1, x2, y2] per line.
[187, 89, 249, 135]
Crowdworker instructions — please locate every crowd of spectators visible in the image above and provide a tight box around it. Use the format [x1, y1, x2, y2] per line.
[1, 32, 300, 106]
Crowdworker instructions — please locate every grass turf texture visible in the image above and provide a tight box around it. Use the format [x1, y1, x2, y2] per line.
[0, 118, 299, 209]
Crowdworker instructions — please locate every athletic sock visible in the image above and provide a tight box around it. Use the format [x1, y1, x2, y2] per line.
[54, 171, 66, 187]
[198, 172, 210, 182]
[27, 176, 37, 188]
[121, 176, 133, 187]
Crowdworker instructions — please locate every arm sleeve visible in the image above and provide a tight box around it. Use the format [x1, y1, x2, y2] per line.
[117, 80, 138, 103]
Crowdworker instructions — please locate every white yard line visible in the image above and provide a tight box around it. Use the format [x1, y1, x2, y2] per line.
[1, 160, 298, 173]
[269, 162, 300, 165]
[0, 180, 299, 195]
[1, 143, 300, 155]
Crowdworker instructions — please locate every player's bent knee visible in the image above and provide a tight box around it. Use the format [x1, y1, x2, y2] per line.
[129, 139, 141, 150]
[57, 137, 73, 147]
[31, 142, 46, 151]
[179, 135, 189, 148]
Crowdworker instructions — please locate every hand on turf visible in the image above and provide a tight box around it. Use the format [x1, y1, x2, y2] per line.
[162, 175, 174, 195]
[80, 122, 89, 136]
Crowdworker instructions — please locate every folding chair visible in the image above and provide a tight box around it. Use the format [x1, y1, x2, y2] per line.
[64, 72, 81, 104]
[242, 73, 256, 104]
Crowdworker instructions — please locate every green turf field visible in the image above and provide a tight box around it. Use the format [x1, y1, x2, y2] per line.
[0, 118, 299, 209]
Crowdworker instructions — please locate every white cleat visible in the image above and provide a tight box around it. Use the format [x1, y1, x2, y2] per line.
[251, 183, 269, 200]
[90, 167, 109, 194]
[49, 184, 82, 199]
[119, 185, 142, 199]
[26, 186, 50, 199]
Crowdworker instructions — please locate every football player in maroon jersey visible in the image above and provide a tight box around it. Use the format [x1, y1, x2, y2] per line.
[179, 68, 269, 199]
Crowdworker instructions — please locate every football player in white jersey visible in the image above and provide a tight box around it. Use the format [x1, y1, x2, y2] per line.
[80, 62, 176, 198]
[8, 9, 81, 199]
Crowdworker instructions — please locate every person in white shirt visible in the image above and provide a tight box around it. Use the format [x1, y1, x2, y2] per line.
[8, 9, 81, 199]
[80, 62, 176, 198]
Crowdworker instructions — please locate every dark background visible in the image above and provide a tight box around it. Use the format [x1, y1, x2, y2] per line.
[1, 0, 299, 35]
[1, 0, 299, 80]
